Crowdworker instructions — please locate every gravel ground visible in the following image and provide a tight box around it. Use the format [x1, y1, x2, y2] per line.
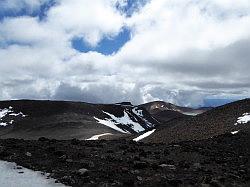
[0, 131, 249, 187]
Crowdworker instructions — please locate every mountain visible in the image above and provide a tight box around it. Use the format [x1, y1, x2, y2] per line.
[139, 101, 211, 123]
[0, 99, 249, 144]
[0, 100, 158, 140]
[144, 99, 250, 143]
[0, 99, 249, 186]
[140, 101, 210, 115]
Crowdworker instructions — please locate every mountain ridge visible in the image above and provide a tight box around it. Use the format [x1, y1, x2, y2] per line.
[0, 100, 159, 140]
[0, 99, 249, 143]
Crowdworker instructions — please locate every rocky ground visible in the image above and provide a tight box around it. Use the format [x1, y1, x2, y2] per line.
[0, 130, 249, 187]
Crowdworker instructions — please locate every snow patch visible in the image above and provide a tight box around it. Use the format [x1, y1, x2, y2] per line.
[0, 108, 9, 119]
[182, 112, 200, 116]
[0, 161, 65, 187]
[0, 122, 8, 126]
[132, 107, 153, 128]
[133, 129, 156, 142]
[94, 108, 155, 134]
[103, 111, 145, 133]
[86, 133, 113, 140]
[231, 130, 239, 135]
[237, 113, 250, 124]
[235, 113, 250, 125]
[9, 112, 26, 117]
[94, 117, 129, 133]
[0, 106, 26, 126]
[132, 107, 143, 117]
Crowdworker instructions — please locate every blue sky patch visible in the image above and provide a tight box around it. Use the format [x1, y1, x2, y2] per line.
[0, 40, 32, 49]
[0, 0, 56, 21]
[116, 0, 149, 17]
[72, 28, 131, 55]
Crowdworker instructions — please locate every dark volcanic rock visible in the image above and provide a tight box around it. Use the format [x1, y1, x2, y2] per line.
[0, 130, 249, 186]
[133, 161, 148, 169]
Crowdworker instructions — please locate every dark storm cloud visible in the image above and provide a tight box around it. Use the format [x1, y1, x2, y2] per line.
[53, 83, 102, 103]
[142, 39, 250, 79]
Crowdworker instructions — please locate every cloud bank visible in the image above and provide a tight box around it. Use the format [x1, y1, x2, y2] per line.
[0, 0, 250, 107]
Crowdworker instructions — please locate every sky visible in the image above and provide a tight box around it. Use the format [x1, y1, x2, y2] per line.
[0, 0, 250, 107]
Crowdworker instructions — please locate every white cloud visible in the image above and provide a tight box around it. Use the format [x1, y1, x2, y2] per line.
[46, 0, 126, 46]
[0, 17, 51, 44]
[0, 0, 250, 106]
[121, 0, 250, 62]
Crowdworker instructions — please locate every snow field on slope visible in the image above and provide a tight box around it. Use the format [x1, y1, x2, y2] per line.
[0, 106, 26, 126]
[94, 110, 148, 133]
[236, 113, 250, 124]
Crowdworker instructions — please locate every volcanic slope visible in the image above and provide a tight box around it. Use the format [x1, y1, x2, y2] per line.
[139, 101, 210, 123]
[0, 100, 158, 140]
[144, 99, 250, 144]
